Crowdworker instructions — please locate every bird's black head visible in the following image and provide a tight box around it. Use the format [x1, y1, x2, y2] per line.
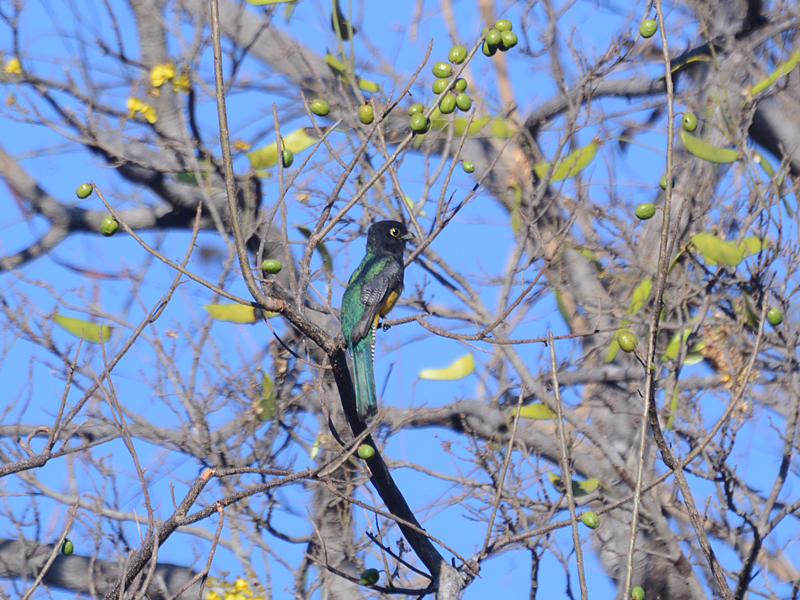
[365, 220, 414, 256]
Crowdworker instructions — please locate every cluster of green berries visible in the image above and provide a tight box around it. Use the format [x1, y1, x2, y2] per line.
[482, 19, 518, 56]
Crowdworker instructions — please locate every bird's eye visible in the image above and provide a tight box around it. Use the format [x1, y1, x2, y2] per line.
[390, 228, 400, 237]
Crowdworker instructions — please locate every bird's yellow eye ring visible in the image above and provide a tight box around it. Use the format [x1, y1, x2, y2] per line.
[389, 227, 400, 237]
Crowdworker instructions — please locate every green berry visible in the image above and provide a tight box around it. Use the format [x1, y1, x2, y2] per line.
[281, 149, 294, 168]
[454, 78, 468, 92]
[310, 99, 330, 116]
[659, 175, 674, 190]
[640, 19, 657, 38]
[262, 259, 282, 274]
[499, 30, 518, 51]
[618, 331, 637, 353]
[432, 78, 449, 94]
[682, 112, 698, 132]
[76, 183, 93, 199]
[439, 93, 457, 114]
[462, 160, 475, 173]
[767, 307, 783, 326]
[409, 113, 430, 133]
[495, 19, 513, 32]
[455, 93, 472, 111]
[61, 539, 74, 555]
[360, 568, 380, 586]
[482, 41, 497, 57]
[358, 104, 374, 125]
[448, 45, 467, 64]
[581, 511, 600, 529]
[485, 28, 502, 48]
[357, 444, 375, 459]
[635, 202, 656, 220]
[432, 61, 452, 78]
[100, 215, 119, 237]
[631, 586, 645, 600]
[408, 103, 424, 116]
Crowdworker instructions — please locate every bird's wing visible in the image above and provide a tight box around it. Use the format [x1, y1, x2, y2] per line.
[350, 259, 403, 343]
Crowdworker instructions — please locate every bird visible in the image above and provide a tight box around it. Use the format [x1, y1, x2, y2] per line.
[341, 221, 414, 420]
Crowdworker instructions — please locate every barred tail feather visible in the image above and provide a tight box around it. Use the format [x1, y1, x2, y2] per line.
[352, 341, 377, 420]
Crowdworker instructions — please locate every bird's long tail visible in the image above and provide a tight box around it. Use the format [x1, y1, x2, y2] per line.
[352, 338, 377, 420]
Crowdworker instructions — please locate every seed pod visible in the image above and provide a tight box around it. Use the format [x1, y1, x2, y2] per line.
[432, 78, 449, 94]
[76, 183, 93, 199]
[360, 568, 380, 586]
[618, 331, 637, 352]
[439, 93, 457, 114]
[262, 259, 282, 274]
[432, 61, 452, 78]
[455, 93, 472, 111]
[635, 202, 656, 220]
[499, 31, 518, 51]
[100, 215, 119, 237]
[767, 307, 783, 326]
[409, 114, 430, 133]
[640, 19, 657, 38]
[358, 104, 374, 125]
[357, 444, 375, 459]
[581, 511, 600, 529]
[485, 28, 502, 48]
[448, 45, 467, 64]
[61, 538, 74, 555]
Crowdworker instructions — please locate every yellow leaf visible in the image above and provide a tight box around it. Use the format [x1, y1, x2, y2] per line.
[53, 314, 112, 344]
[680, 130, 738, 164]
[554, 288, 572, 330]
[691, 233, 763, 267]
[517, 403, 557, 420]
[750, 50, 800, 96]
[429, 116, 491, 137]
[604, 339, 621, 363]
[257, 372, 276, 422]
[309, 436, 321, 459]
[4, 58, 22, 75]
[149, 61, 175, 88]
[247, 0, 295, 4]
[324, 53, 379, 93]
[533, 141, 598, 182]
[296, 226, 333, 272]
[663, 327, 692, 360]
[247, 128, 320, 170]
[419, 353, 475, 381]
[204, 304, 258, 324]
[490, 118, 516, 139]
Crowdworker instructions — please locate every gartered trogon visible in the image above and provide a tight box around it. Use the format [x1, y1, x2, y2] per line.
[341, 221, 414, 420]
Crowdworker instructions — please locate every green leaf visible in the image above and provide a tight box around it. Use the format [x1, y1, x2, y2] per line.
[246, 128, 320, 170]
[53, 314, 112, 344]
[604, 339, 621, 363]
[296, 226, 333, 272]
[176, 158, 212, 185]
[554, 288, 573, 330]
[490, 118, 516, 139]
[246, 0, 295, 4]
[419, 353, 475, 380]
[508, 184, 523, 233]
[680, 130, 738, 164]
[628, 278, 652, 316]
[533, 141, 598, 182]
[750, 50, 800, 96]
